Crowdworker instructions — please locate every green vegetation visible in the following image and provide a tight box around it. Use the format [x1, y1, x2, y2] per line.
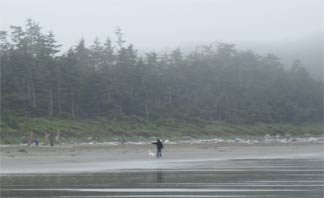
[1, 116, 322, 144]
[0, 19, 323, 144]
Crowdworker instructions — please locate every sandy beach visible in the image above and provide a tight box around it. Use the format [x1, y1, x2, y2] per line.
[1, 142, 322, 174]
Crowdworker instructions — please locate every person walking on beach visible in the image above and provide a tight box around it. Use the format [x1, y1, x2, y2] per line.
[152, 139, 164, 158]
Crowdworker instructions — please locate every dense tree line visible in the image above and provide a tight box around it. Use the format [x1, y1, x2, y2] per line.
[1, 20, 323, 124]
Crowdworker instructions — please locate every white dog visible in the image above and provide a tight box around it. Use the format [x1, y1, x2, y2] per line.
[148, 149, 155, 157]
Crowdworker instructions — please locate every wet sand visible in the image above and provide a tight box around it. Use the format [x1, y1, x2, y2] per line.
[1, 142, 323, 174]
[1, 142, 323, 197]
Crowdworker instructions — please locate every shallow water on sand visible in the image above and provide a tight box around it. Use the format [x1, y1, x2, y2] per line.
[1, 157, 323, 198]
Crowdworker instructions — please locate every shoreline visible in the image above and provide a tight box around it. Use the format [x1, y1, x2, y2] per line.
[0, 141, 323, 174]
[1, 135, 323, 147]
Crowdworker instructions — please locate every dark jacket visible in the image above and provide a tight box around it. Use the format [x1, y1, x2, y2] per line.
[152, 141, 164, 150]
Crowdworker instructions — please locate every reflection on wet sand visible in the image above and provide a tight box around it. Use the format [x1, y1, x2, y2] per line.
[1, 157, 323, 198]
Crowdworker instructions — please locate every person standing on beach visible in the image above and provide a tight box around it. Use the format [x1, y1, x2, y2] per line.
[152, 139, 164, 158]
[34, 138, 39, 146]
[49, 133, 54, 146]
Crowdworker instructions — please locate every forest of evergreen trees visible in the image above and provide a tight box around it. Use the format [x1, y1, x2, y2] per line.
[1, 20, 323, 125]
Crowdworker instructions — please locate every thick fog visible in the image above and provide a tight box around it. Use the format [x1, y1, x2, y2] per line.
[0, 0, 322, 77]
[1, 0, 322, 48]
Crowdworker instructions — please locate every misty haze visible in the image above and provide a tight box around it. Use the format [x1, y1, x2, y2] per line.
[0, 0, 323, 198]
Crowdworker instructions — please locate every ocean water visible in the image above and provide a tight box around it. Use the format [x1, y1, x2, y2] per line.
[1, 157, 323, 198]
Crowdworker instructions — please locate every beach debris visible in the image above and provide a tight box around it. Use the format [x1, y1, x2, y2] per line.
[55, 129, 60, 145]
[28, 131, 34, 146]
[182, 136, 192, 140]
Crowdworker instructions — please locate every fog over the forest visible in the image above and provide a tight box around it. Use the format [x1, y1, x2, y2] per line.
[239, 33, 323, 80]
[1, 0, 323, 144]
[1, 0, 323, 78]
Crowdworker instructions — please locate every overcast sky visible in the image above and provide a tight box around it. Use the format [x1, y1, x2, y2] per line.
[0, 0, 322, 51]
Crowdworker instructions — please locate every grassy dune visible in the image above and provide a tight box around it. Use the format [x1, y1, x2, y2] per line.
[0, 116, 323, 144]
